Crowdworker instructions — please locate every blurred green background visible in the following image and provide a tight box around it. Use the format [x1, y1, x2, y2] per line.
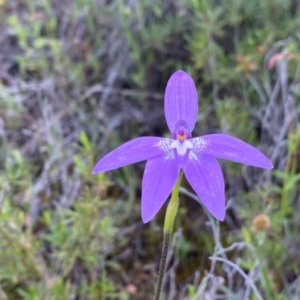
[0, 0, 300, 299]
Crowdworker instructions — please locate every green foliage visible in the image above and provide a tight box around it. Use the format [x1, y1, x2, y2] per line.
[1, 0, 300, 299]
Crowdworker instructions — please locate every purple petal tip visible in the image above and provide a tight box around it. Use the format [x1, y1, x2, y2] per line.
[173, 70, 190, 78]
[215, 211, 225, 221]
[142, 215, 151, 224]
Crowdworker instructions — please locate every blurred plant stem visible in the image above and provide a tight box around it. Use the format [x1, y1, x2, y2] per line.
[154, 170, 183, 300]
[0, 285, 7, 300]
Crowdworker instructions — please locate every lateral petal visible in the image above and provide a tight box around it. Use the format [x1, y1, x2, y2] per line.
[141, 156, 180, 223]
[164, 70, 198, 134]
[184, 155, 225, 221]
[92, 137, 172, 173]
[191, 134, 273, 169]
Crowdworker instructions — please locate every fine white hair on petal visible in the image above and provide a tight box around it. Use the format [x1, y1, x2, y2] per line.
[188, 150, 198, 161]
[165, 151, 175, 159]
[154, 138, 174, 159]
[191, 137, 208, 152]
[154, 138, 173, 152]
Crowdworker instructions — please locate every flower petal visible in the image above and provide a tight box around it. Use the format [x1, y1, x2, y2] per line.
[141, 156, 180, 223]
[92, 137, 172, 173]
[191, 134, 273, 169]
[184, 155, 225, 220]
[164, 70, 198, 134]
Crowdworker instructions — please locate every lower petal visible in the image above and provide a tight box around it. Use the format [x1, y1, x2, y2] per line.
[141, 156, 180, 223]
[183, 155, 225, 221]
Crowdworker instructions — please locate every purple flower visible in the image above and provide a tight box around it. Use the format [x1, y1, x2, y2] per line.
[93, 71, 273, 223]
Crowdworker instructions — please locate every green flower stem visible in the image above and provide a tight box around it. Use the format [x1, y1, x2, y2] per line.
[154, 231, 171, 300]
[154, 170, 183, 300]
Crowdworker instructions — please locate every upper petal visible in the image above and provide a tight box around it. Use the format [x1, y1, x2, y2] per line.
[141, 156, 180, 223]
[92, 137, 172, 173]
[183, 155, 225, 220]
[191, 134, 273, 169]
[164, 70, 198, 134]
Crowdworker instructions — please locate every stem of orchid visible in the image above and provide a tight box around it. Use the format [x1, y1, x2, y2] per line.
[154, 170, 183, 300]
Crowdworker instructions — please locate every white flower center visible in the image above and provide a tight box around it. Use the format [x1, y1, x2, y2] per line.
[171, 139, 193, 155]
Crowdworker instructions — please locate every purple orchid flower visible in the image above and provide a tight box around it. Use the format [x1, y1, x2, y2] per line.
[93, 70, 273, 223]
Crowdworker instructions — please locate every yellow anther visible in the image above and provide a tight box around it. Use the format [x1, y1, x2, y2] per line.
[177, 134, 187, 141]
